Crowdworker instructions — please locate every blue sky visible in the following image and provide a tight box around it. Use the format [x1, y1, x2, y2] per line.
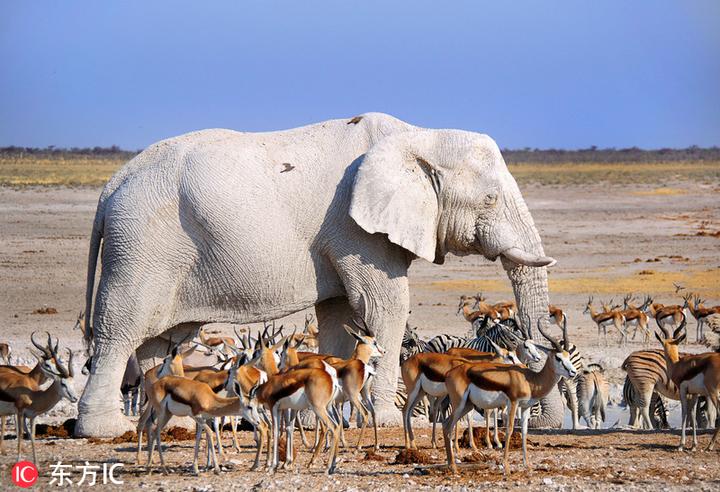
[1, 1, 718, 149]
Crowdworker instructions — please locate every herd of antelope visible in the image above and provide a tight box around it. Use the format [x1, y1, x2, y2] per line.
[0, 287, 718, 476]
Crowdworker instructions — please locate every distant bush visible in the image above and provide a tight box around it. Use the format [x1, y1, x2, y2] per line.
[0, 146, 137, 159]
[502, 146, 720, 164]
[1, 146, 720, 164]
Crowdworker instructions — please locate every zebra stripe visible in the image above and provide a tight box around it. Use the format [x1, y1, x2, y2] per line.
[462, 322, 521, 352]
[394, 376, 430, 418]
[425, 334, 467, 354]
[622, 375, 668, 429]
[400, 324, 430, 364]
[556, 341, 586, 428]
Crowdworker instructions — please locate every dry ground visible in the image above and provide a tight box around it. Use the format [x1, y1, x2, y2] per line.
[1, 427, 719, 490]
[0, 161, 719, 490]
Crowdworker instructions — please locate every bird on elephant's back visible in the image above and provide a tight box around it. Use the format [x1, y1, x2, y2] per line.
[75, 112, 561, 437]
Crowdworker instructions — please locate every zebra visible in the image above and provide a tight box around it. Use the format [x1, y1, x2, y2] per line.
[462, 316, 525, 352]
[622, 348, 717, 429]
[577, 365, 609, 429]
[543, 317, 587, 430]
[425, 334, 468, 354]
[399, 323, 429, 364]
[396, 317, 528, 422]
[622, 375, 669, 429]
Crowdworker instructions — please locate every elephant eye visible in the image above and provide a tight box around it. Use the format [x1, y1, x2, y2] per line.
[484, 193, 498, 206]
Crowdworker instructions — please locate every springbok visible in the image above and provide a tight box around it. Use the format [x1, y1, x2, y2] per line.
[400, 341, 521, 451]
[135, 345, 186, 463]
[198, 326, 236, 352]
[548, 305, 565, 328]
[442, 319, 577, 474]
[620, 294, 651, 344]
[281, 317, 383, 451]
[0, 332, 60, 392]
[647, 294, 691, 333]
[252, 344, 342, 473]
[655, 316, 720, 451]
[0, 343, 10, 365]
[688, 295, 720, 342]
[145, 356, 262, 475]
[0, 348, 78, 462]
[584, 296, 626, 346]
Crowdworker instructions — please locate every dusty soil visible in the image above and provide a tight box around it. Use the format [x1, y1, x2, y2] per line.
[0, 178, 719, 490]
[1, 426, 720, 490]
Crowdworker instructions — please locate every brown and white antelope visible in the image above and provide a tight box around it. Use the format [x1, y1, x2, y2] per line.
[252, 344, 342, 473]
[584, 296, 626, 346]
[198, 325, 236, 351]
[145, 356, 262, 475]
[0, 343, 10, 365]
[620, 294, 651, 344]
[492, 300, 517, 321]
[688, 295, 720, 342]
[548, 305, 565, 328]
[400, 339, 522, 451]
[442, 319, 577, 474]
[0, 348, 78, 462]
[0, 332, 61, 392]
[135, 345, 187, 463]
[457, 295, 489, 325]
[655, 316, 720, 451]
[647, 293, 691, 333]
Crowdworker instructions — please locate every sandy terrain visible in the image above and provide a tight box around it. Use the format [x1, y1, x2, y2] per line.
[0, 178, 719, 489]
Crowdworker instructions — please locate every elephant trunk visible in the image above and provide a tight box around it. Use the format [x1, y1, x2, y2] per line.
[500, 186, 564, 428]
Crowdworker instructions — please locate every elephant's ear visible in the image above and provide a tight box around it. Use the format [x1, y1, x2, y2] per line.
[350, 130, 441, 263]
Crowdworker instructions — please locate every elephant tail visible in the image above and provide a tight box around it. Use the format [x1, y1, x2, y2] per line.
[84, 200, 105, 347]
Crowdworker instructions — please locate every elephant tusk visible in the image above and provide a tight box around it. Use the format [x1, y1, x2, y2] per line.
[501, 247, 557, 268]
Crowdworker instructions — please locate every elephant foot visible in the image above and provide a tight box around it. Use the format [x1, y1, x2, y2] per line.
[75, 408, 135, 437]
[373, 404, 403, 427]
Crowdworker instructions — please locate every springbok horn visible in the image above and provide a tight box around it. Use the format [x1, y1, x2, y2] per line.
[672, 313, 687, 338]
[233, 326, 244, 346]
[655, 316, 671, 338]
[31, 332, 51, 358]
[501, 247, 557, 267]
[562, 317, 569, 349]
[67, 349, 74, 378]
[537, 318, 562, 351]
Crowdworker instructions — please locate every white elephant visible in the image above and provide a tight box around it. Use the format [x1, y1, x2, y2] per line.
[75, 112, 560, 436]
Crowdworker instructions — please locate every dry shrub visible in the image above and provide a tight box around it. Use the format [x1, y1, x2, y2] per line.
[459, 427, 524, 449]
[461, 451, 491, 463]
[87, 437, 104, 444]
[163, 426, 195, 441]
[363, 450, 385, 461]
[35, 419, 75, 438]
[393, 448, 433, 465]
[109, 431, 137, 444]
[32, 307, 58, 315]
[637, 270, 655, 275]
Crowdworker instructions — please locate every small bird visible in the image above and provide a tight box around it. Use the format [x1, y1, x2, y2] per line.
[280, 163, 295, 173]
[347, 116, 363, 125]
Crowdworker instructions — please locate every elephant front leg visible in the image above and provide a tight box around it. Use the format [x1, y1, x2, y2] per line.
[316, 293, 406, 425]
[315, 294, 408, 425]
[75, 345, 135, 437]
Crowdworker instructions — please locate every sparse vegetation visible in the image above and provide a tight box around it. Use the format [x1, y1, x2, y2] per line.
[1, 147, 719, 187]
[507, 161, 720, 185]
